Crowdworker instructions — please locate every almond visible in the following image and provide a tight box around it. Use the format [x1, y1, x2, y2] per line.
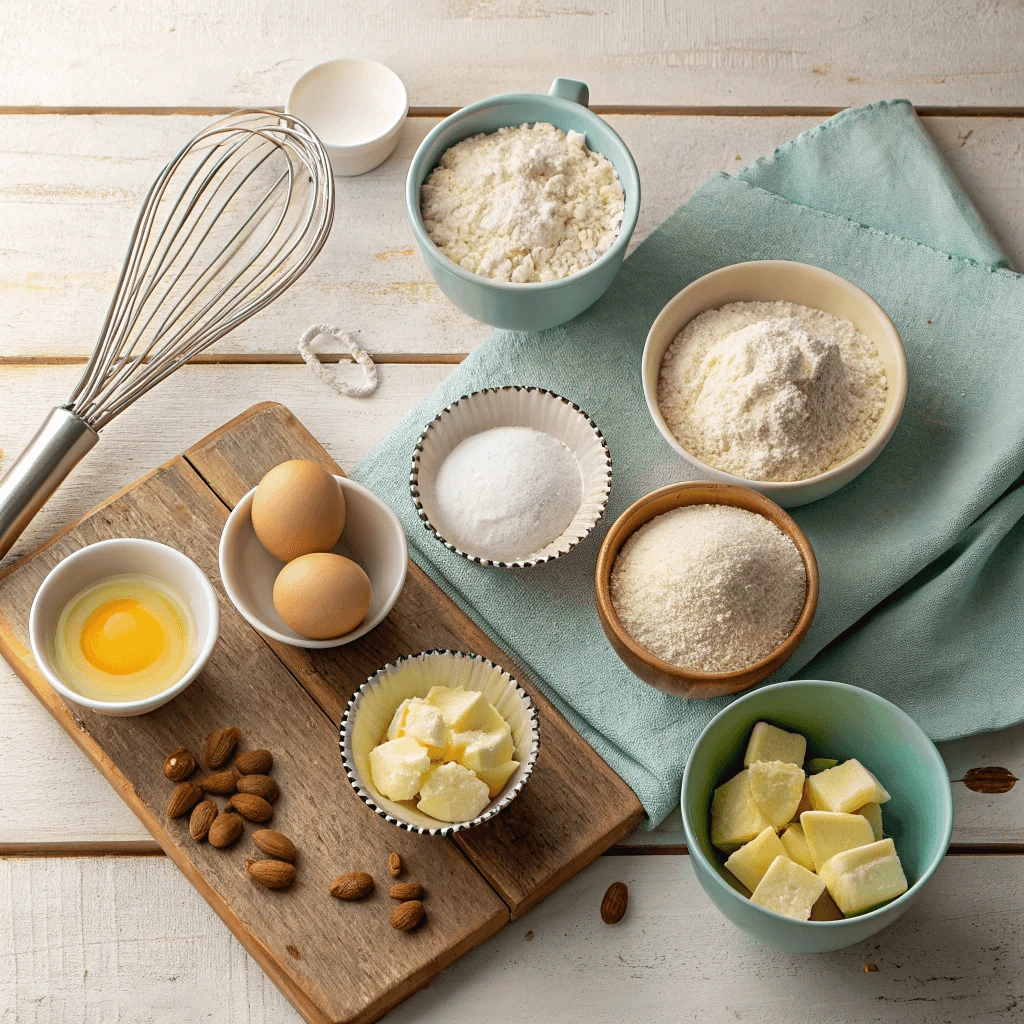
[208, 812, 244, 848]
[237, 774, 279, 803]
[389, 882, 423, 900]
[329, 871, 374, 900]
[246, 858, 296, 890]
[205, 726, 241, 769]
[387, 852, 403, 878]
[163, 747, 196, 782]
[252, 829, 297, 863]
[189, 799, 217, 841]
[167, 781, 203, 819]
[600, 882, 628, 924]
[199, 770, 239, 795]
[235, 749, 273, 775]
[389, 900, 425, 931]
[227, 792, 273, 823]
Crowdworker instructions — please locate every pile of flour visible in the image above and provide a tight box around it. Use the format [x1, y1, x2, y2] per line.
[657, 301, 888, 482]
[420, 122, 624, 283]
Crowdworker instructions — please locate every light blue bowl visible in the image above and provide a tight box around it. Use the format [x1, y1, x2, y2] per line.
[681, 680, 953, 953]
[405, 78, 641, 331]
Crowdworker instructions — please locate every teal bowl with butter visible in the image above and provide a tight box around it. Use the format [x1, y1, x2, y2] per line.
[681, 680, 952, 953]
[405, 78, 640, 331]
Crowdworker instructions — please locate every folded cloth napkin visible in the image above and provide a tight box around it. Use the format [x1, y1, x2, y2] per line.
[354, 99, 1024, 826]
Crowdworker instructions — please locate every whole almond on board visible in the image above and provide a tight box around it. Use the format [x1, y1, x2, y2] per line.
[167, 781, 203, 819]
[600, 882, 628, 924]
[237, 774, 279, 803]
[189, 800, 217, 841]
[228, 793, 274, 823]
[387, 852, 403, 878]
[208, 812, 245, 849]
[199, 770, 239, 795]
[235, 749, 273, 775]
[390, 900, 425, 931]
[246, 858, 296, 890]
[205, 726, 240, 769]
[163, 747, 196, 782]
[389, 882, 423, 901]
[329, 872, 374, 900]
[252, 829, 297, 863]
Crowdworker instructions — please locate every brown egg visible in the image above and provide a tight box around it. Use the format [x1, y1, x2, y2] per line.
[252, 460, 346, 562]
[273, 553, 372, 640]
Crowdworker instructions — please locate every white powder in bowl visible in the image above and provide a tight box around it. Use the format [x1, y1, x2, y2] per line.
[610, 504, 806, 673]
[432, 426, 582, 562]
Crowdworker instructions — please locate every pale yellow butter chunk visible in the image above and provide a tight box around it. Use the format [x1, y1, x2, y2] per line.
[858, 802, 884, 841]
[444, 727, 515, 773]
[417, 762, 491, 822]
[369, 737, 431, 802]
[750, 856, 826, 921]
[807, 759, 890, 813]
[748, 760, 806, 828]
[473, 760, 519, 798]
[725, 827, 789, 893]
[711, 769, 774, 852]
[425, 685, 492, 732]
[800, 810, 876, 872]
[819, 838, 909, 916]
[743, 721, 806, 768]
[387, 698, 446, 759]
[780, 823, 816, 872]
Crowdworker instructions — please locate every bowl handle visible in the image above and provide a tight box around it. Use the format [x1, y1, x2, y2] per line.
[548, 78, 589, 107]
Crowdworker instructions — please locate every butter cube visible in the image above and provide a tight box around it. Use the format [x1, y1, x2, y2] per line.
[417, 762, 491, 823]
[444, 727, 514, 774]
[387, 698, 446, 759]
[805, 757, 839, 775]
[748, 760, 806, 828]
[750, 856, 825, 921]
[369, 737, 430, 802]
[473, 760, 519, 798]
[807, 759, 890, 813]
[711, 769, 774, 852]
[725, 827, 789, 893]
[743, 722, 806, 768]
[425, 686, 491, 731]
[800, 810, 876, 871]
[819, 838, 909, 916]
[779, 823, 816, 872]
[858, 802, 884, 841]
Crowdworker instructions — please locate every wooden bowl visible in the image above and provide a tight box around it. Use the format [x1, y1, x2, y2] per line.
[594, 482, 818, 698]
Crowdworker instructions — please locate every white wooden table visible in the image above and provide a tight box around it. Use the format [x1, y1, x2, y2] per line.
[3, 4, 1024, 1021]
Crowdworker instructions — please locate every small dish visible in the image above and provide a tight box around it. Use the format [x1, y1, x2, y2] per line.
[287, 58, 408, 176]
[219, 475, 407, 648]
[29, 538, 219, 717]
[682, 679, 953, 953]
[642, 260, 909, 507]
[341, 649, 539, 835]
[410, 386, 612, 568]
[594, 482, 818, 698]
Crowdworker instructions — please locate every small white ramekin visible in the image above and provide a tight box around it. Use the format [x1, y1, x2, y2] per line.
[219, 475, 407, 649]
[340, 649, 539, 836]
[28, 538, 219, 717]
[410, 386, 612, 568]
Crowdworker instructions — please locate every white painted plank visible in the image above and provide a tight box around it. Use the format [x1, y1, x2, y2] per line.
[2, 853, 1022, 1023]
[3, 114, 1022, 357]
[4, 0, 1024, 109]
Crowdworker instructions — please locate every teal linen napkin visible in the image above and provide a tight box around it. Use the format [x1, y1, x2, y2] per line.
[354, 99, 1024, 826]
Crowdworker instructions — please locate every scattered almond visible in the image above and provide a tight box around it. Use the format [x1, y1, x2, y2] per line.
[199, 770, 239, 795]
[205, 726, 241, 769]
[246, 858, 296, 890]
[252, 829, 297, 863]
[237, 774, 279, 803]
[235, 749, 273, 775]
[600, 882, 628, 924]
[208, 812, 244, 849]
[389, 882, 423, 900]
[329, 871, 374, 900]
[163, 747, 196, 782]
[167, 781, 203, 819]
[390, 900, 425, 931]
[387, 852, 403, 878]
[228, 792, 274, 823]
[189, 799, 217, 841]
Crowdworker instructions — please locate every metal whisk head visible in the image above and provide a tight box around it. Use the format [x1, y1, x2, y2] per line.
[68, 109, 334, 430]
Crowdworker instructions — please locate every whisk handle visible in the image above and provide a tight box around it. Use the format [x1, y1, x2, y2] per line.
[0, 408, 98, 561]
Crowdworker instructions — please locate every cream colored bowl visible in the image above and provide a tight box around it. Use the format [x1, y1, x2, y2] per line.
[642, 261, 908, 508]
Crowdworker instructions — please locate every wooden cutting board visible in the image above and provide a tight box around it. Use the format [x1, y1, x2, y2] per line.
[0, 402, 644, 1024]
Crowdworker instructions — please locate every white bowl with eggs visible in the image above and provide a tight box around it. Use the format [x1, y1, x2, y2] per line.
[29, 538, 220, 716]
[219, 471, 407, 649]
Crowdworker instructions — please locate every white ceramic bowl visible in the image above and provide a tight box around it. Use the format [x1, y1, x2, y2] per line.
[28, 538, 219, 717]
[642, 260, 909, 508]
[341, 649, 539, 835]
[286, 58, 408, 176]
[219, 475, 407, 648]
[410, 386, 613, 567]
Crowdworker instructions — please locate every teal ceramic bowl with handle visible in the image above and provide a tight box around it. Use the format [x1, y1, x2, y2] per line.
[681, 680, 952, 953]
[405, 78, 640, 331]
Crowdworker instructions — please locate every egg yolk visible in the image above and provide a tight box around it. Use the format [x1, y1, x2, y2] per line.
[79, 598, 166, 675]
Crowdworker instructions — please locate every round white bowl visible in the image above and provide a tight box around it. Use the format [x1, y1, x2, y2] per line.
[341, 649, 540, 836]
[219, 475, 407, 648]
[410, 386, 612, 568]
[287, 58, 408, 176]
[29, 538, 219, 717]
[642, 260, 909, 508]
